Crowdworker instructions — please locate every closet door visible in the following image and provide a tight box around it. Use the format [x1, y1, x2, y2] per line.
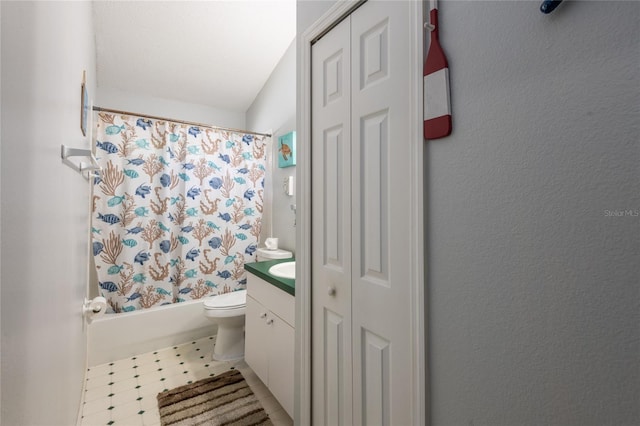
[311, 15, 353, 426]
[350, 3, 413, 425]
[312, 2, 414, 425]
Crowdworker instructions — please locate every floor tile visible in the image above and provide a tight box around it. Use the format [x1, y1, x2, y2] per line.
[86, 374, 114, 390]
[160, 374, 188, 391]
[111, 377, 138, 394]
[133, 362, 160, 375]
[131, 352, 156, 365]
[80, 408, 112, 426]
[114, 413, 144, 426]
[140, 409, 161, 426]
[110, 359, 135, 373]
[84, 384, 113, 403]
[84, 396, 115, 416]
[136, 370, 164, 386]
[137, 381, 166, 399]
[189, 366, 212, 382]
[139, 394, 159, 412]
[108, 368, 135, 383]
[111, 399, 142, 422]
[110, 388, 140, 407]
[86, 363, 111, 379]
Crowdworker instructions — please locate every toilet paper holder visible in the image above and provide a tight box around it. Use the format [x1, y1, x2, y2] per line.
[83, 297, 107, 322]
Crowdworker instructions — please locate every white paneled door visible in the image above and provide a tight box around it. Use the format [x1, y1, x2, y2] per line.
[311, 14, 353, 426]
[311, 1, 415, 425]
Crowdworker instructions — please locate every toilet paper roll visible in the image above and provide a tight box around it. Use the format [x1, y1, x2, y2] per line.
[88, 297, 107, 317]
[265, 237, 278, 250]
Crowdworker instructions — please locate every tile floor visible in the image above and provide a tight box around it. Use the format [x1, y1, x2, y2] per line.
[80, 335, 293, 426]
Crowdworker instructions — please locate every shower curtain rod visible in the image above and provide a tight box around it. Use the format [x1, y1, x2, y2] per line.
[92, 106, 272, 138]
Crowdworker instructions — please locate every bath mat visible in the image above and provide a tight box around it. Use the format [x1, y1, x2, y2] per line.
[157, 369, 273, 426]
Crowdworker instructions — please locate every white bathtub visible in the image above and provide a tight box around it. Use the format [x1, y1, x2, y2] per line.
[87, 299, 214, 367]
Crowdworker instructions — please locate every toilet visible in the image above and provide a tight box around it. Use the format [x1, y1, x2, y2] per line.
[203, 289, 247, 361]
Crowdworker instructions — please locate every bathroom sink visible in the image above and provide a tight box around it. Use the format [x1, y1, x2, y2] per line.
[268, 261, 295, 280]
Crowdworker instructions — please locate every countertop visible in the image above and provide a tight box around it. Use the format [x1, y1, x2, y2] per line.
[244, 258, 295, 296]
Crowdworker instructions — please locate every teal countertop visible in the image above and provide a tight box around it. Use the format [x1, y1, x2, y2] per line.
[244, 258, 295, 296]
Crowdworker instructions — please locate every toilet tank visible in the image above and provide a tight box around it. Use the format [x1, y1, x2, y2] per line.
[256, 248, 293, 262]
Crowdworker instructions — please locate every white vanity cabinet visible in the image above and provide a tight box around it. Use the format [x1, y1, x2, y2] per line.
[245, 273, 295, 417]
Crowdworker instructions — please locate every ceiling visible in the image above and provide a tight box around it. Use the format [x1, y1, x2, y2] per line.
[93, 1, 296, 113]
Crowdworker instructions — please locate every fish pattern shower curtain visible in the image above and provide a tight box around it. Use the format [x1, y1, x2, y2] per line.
[91, 113, 267, 313]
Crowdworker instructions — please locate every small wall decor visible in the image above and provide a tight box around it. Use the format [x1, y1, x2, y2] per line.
[424, 0, 452, 140]
[80, 70, 89, 136]
[278, 131, 296, 168]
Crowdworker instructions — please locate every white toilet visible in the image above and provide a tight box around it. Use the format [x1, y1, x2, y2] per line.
[203, 290, 247, 361]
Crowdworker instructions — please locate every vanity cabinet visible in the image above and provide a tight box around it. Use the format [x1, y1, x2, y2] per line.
[245, 274, 295, 417]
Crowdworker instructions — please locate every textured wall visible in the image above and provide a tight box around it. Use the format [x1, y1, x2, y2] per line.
[298, 1, 640, 425]
[1, 2, 96, 424]
[427, 1, 639, 425]
[246, 41, 297, 254]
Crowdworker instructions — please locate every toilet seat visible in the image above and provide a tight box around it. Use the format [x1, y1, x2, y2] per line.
[204, 290, 246, 310]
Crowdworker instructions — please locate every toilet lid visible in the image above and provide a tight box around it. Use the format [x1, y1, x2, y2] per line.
[204, 290, 246, 309]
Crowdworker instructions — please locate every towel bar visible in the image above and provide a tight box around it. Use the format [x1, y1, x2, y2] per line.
[61, 144, 101, 179]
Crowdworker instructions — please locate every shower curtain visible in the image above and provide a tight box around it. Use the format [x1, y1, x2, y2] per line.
[91, 113, 267, 313]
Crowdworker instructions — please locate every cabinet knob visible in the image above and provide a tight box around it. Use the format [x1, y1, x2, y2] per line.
[327, 286, 336, 296]
[266, 318, 274, 325]
[260, 312, 267, 319]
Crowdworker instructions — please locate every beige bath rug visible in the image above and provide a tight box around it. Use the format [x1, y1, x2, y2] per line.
[157, 369, 273, 426]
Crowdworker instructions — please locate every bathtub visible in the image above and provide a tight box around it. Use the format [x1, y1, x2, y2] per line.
[87, 299, 214, 367]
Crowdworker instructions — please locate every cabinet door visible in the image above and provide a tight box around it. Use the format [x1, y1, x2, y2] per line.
[268, 315, 295, 418]
[245, 295, 269, 385]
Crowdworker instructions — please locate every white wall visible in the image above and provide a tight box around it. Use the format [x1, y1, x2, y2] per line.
[96, 87, 246, 130]
[1, 2, 96, 425]
[246, 40, 297, 253]
[298, 1, 639, 425]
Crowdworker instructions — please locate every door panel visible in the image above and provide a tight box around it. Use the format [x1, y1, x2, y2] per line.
[323, 308, 346, 424]
[323, 125, 346, 269]
[311, 15, 352, 426]
[361, 329, 390, 426]
[351, 2, 413, 425]
[359, 109, 389, 284]
[359, 18, 389, 90]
